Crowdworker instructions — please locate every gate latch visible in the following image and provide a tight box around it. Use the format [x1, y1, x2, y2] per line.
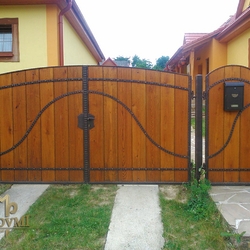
[78, 113, 95, 130]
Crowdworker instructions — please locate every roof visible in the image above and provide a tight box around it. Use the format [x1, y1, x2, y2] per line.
[166, 12, 238, 68]
[101, 57, 117, 66]
[0, 0, 105, 62]
[183, 33, 208, 45]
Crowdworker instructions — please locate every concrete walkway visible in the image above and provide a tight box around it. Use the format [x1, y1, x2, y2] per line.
[0, 184, 49, 240]
[104, 185, 164, 250]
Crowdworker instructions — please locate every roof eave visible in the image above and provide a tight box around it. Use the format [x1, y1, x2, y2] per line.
[217, 8, 250, 42]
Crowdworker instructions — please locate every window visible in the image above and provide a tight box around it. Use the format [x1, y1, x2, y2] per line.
[0, 18, 19, 62]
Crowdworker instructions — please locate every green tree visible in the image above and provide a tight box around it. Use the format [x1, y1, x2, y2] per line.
[113, 56, 130, 64]
[131, 55, 153, 69]
[153, 56, 169, 70]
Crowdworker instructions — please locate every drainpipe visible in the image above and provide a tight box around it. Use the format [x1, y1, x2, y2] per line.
[59, 0, 73, 66]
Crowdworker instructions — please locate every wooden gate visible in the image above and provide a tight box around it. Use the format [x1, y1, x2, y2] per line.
[205, 65, 250, 184]
[0, 66, 191, 183]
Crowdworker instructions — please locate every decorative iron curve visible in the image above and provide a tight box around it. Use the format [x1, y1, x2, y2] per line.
[0, 90, 83, 156]
[205, 77, 250, 92]
[0, 76, 190, 160]
[89, 90, 189, 159]
[205, 76, 250, 159]
[208, 102, 250, 159]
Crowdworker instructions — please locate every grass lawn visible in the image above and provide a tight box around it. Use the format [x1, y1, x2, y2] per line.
[0, 183, 238, 249]
[0, 184, 117, 250]
[159, 184, 236, 250]
[0, 184, 12, 195]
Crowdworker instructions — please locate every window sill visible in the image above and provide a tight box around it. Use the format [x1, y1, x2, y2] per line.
[0, 52, 14, 57]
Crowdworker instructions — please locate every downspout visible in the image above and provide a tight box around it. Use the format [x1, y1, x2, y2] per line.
[59, 0, 73, 66]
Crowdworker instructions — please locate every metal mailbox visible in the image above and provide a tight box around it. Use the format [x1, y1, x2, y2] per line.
[224, 82, 244, 111]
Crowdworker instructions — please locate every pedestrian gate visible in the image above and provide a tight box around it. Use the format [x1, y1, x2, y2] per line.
[0, 66, 191, 183]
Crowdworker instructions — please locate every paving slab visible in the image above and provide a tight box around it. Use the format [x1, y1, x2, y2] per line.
[0, 184, 49, 240]
[104, 185, 164, 250]
[210, 186, 250, 238]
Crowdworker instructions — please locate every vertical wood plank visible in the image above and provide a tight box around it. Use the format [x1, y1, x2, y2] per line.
[131, 68, 146, 182]
[103, 67, 118, 182]
[223, 66, 240, 182]
[146, 70, 161, 182]
[39, 68, 55, 182]
[174, 74, 189, 182]
[0, 73, 14, 181]
[68, 66, 84, 182]
[239, 67, 250, 182]
[117, 68, 133, 182]
[26, 69, 42, 181]
[207, 68, 225, 182]
[160, 72, 175, 181]
[12, 71, 27, 181]
[88, 66, 105, 182]
[54, 67, 69, 181]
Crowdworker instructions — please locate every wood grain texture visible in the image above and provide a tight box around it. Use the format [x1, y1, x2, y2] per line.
[39, 68, 55, 182]
[54, 67, 69, 181]
[160, 72, 175, 181]
[26, 69, 42, 181]
[146, 70, 161, 182]
[131, 68, 146, 182]
[207, 68, 225, 182]
[12, 71, 27, 181]
[117, 68, 132, 182]
[239, 67, 250, 182]
[0, 73, 14, 181]
[174, 74, 189, 182]
[103, 67, 118, 181]
[68, 66, 84, 182]
[88, 66, 105, 182]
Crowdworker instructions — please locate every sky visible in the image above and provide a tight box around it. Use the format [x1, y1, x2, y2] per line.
[76, 0, 240, 64]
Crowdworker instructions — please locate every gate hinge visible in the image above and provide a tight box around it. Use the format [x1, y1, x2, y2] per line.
[78, 113, 95, 130]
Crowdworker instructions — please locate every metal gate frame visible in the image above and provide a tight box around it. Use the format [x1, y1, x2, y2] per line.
[0, 66, 192, 184]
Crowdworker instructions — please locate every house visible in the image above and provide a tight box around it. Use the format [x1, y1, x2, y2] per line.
[165, 0, 250, 90]
[101, 57, 118, 66]
[0, 0, 105, 74]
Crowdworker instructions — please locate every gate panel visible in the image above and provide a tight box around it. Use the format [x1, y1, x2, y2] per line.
[206, 65, 250, 183]
[0, 66, 84, 183]
[88, 66, 191, 183]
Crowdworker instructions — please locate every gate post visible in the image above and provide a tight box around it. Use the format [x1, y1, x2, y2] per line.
[195, 75, 203, 180]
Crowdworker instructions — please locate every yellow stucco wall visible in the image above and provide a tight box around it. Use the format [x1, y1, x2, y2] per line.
[63, 18, 97, 65]
[0, 5, 47, 74]
[227, 29, 250, 66]
[243, 0, 250, 11]
[46, 5, 59, 66]
[210, 39, 227, 69]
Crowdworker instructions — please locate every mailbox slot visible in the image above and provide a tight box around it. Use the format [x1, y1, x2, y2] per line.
[224, 82, 244, 111]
